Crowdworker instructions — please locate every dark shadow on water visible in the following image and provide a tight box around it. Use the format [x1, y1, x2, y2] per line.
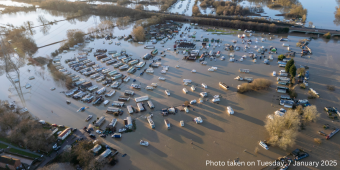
[147, 145, 168, 158]
[234, 112, 265, 126]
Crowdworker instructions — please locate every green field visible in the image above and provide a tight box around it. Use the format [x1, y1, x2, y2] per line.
[0, 143, 8, 149]
[9, 148, 40, 158]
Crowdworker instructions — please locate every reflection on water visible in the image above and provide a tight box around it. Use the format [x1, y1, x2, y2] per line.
[242, 0, 340, 29]
[167, 0, 196, 16]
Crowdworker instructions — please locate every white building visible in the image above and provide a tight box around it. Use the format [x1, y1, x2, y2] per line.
[58, 128, 71, 140]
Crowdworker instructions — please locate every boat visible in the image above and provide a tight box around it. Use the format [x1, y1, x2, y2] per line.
[165, 90, 170, 96]
[176, 65, 180, 68]
[201, 83, 207, 88]
[191, 69, 196, 73]
[151, 83, 157, 87]
[86, 115, 93, 122]
[77, 107, 86, 112]
[140, 140, 149, 146]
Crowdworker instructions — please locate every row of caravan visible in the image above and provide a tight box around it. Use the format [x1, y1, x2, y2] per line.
[107, 99, 154, 114]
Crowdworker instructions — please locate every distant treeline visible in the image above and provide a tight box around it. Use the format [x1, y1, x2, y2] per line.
[39, 1, 154, 19]
[214, 1, 252, 16]
[40, 1, 91, 13]
[193, 14, 293, 27]
[0, 5, 36, 14]
[161, 15, 290, 33]
[36, 1, 288, 33]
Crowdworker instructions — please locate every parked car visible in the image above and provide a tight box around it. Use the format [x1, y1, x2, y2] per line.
[89, 134, 96, 139]
[295, 153, 309, 160]
[100, 134, 107, 138]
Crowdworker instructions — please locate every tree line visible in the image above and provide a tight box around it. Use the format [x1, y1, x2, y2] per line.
[161, 15, 290, 33]
[212, 1, 252, 16]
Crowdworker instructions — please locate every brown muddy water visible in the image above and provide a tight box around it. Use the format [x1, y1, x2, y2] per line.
[1, 23, 340, 170]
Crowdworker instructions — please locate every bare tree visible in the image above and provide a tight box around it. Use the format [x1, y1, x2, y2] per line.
[303, 105, 320, 122]
[0, 112, 20, 130]
[37, 15, 49, 26]
[23, 21, 35, 35]
[132, 26, 145, 41]
[73, 141, 95, 167]
[265, 110, 300, 150]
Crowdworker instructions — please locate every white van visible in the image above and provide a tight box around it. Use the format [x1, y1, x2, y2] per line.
[227, 106, 234, 115]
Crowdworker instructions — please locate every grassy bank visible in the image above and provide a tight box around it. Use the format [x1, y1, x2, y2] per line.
[9, 148, 40, 158]
[0, 143, 8, 149]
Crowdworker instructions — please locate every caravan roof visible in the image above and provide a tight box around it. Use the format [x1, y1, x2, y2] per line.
[135, 96, 149, 102]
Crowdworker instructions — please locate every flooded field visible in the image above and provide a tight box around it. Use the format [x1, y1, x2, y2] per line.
[1, 20, 340, 169]
[0, 0, 33, 7]
[167, 0, 195, 16]
[240, 0, 340, 29]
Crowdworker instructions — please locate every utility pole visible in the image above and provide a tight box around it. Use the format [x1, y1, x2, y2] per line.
[0, 36, 26, 107]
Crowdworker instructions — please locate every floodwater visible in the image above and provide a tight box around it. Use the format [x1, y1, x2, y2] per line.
[1, 20, 340, 169]
[240, 0, 340, 29]
[0, 0, 33, 7]
[167, 0, 196, 16]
